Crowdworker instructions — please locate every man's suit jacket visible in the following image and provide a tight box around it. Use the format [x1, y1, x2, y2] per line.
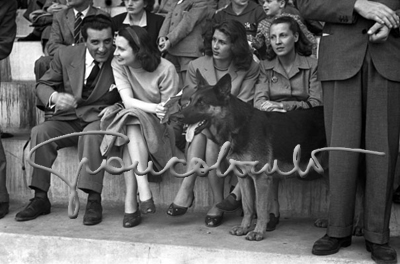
[36, 44, 121, 122]
[47, 6, 108, 56]
[297, 0, 400, 82]
[111, 11, 165, 49]
[181, 55, 260, 105]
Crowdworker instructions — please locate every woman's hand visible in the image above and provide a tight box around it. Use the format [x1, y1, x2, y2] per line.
[158, 37, 170, 53]
[155, 102, 167, 120]
[260, 101, 287, 112]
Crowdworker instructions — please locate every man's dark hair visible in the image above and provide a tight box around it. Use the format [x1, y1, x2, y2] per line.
[81, 14, 113, 41]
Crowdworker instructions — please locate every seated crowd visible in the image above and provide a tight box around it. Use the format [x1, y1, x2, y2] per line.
[1, 0, 400, 263]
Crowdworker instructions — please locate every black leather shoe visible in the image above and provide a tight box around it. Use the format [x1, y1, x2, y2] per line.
[393, 186, 400, 204]
[312, 234, 352, 255]
[18, 33, 41, 41]
[216, 193, 241, 212]
[266, 213, 280, 231]
[365, 240, 397, 264]
[166, 193, 194, 217]
[0, 202, 9, 219]
[83, 200, 102, 226]
[15, 197, 51, 221]
[123, 211, 141, 228]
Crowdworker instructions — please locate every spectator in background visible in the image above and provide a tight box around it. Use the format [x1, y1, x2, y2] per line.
[212, 0, 267, 44]
[297, 0, 400, 263]
[112, 0, 165, 50]
[18, 0, 68, 52]
[0, 0, 17, 220]
[158, 0, 212, 90]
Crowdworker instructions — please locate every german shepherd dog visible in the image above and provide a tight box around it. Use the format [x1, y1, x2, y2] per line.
[172, 70, 327, 241]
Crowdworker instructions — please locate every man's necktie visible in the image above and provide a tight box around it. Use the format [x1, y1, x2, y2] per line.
[82, 61, 100, 99]
[74, 12, 83, 44]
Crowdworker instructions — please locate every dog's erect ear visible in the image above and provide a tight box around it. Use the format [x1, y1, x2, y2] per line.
[196, 69, 210, 89]
[214, 73, 232, 100]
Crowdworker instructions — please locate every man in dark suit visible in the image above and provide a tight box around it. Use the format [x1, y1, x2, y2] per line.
[0, 0, 17, 220]
[34, 0, 108, 82]
[296, 0, 400, 263]
[15, 14, 121, 226]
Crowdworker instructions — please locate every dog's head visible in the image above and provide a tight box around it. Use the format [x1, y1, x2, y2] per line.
[172, 70, 232, 131]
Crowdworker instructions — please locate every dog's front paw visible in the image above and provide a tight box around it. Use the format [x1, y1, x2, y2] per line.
[245, 231, 265, 241]
[229, 226, 249, 236]
[314, 218, 328, 228]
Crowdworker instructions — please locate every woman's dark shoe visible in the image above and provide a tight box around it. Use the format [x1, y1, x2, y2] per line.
[123, 211, 142, 228]
[312, 234, 352, 255]
[166, 193, 195, 216]
[393, 186, 400, 204]
[139, 197, 156, 214]
[205, 212, 224, 227]
[365, 240, 397, 264]
[266, 213, 280, 231]
[0, 202, 9, 219]
[216, 193, 241, 212]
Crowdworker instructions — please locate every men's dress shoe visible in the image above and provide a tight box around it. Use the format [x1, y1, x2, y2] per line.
[15, 197, 51, 221]
[365, 240, 397, 264]
[0, 202, 9, 219]
[266, 213, 280, 231]
[393, 186, 400, 204]
[216, 193, 241, 212]
[83, 200, 102, 225]
[312, 234, 352, 255]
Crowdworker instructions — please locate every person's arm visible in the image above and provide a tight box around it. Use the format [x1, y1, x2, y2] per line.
[46, 11, 66, 56]
[0, 0, 17, 61]
[158, 63, 180, 103]
[236, 60, 259, 104]
[111, 59, 165, 117]
[165, 0, 208, 48]
[297, 0, 399, 29]
[180, 61, 198, 106]
[254, 62, 270, 110]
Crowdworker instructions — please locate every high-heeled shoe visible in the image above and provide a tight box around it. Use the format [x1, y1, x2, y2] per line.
[205, 212, 224, 227]
[123, 211, 141, 228]
[166, 193, 195, 216]
[139, 197, 156, 214]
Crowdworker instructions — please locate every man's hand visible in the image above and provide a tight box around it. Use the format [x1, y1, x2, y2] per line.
[53, 92, 77, 111]
[98, 104, 123, 121]
[368, 22, 390, 43]
[354, 0, 399, 29]
[47, 3, 68, 14]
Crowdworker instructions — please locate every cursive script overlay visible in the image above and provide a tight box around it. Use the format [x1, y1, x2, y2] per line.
[27, 131, 385, 219]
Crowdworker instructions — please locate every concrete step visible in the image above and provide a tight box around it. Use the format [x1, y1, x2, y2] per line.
[8, 41, 43, 81]
[0, 82, 43, 134]
[1, 201, 399, 264]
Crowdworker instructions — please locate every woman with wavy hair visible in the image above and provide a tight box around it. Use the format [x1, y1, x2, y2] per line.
[217, 15, 323, 231]
[103, 26, 179, 228]
[167, 19, 260, 228]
